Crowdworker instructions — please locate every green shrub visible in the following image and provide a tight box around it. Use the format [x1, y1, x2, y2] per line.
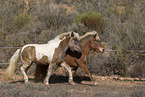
[76, 11, 105, 32]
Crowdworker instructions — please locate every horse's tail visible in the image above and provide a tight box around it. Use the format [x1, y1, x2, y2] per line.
[4, 49, 21, 80]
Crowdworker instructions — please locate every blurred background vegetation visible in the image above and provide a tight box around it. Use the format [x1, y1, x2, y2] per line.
[0, 0, 144, 78]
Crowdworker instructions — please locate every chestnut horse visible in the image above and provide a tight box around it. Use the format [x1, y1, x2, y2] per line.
[34, 31, 104, 85]
[4, 32, 82, 85]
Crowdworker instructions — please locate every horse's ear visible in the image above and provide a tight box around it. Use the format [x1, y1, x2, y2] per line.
[94, 33, 99, 39]
[94, 33, 100, 40]
[94, 34, 97, 38]
[71, 32, 74, 37]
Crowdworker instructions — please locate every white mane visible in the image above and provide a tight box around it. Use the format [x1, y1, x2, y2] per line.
[79, 30, 98, 41]
[47, 32, 80, 44]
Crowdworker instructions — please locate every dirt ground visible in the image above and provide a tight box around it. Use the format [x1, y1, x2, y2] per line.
[0, 68, 145, 97]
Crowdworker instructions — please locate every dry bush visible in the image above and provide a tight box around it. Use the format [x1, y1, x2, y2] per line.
[0, 0, 30, 34]
[31, 1, 76, 29]
[86, 52, 111, 76]
[127, 55, 145, 78]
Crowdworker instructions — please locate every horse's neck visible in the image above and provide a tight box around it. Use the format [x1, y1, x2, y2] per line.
[81, 39, 92, 55]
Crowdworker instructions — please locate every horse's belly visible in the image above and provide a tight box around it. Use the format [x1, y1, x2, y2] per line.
[34, 56, 49, 65]
[35, 51, 53, 62]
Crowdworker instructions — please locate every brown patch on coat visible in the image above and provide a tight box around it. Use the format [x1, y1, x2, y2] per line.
[35, 56, 49, 65]
[52, 36, 71, 63]
[21, 46, 36, 64]
[21, 46, 49, 65]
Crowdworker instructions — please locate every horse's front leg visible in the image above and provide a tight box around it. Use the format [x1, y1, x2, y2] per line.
[76, 60, 97, 85]
[43, 63, 55, 85]
[60, 61, 75, 85]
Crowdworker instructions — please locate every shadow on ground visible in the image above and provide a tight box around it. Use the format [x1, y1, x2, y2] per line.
[10, 75, 91, 84]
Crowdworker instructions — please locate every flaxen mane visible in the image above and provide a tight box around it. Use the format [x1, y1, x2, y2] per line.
[79, 31, 98, 43]
[48, 32, 79, 44]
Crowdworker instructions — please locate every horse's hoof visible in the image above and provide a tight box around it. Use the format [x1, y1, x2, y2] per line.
[93, 81, 98, 85]
[24, 80, 29, 83]
[69, 80, 76, 85]
[44, 82, 49, 86]
[70, 82, 76, 85]
[26, 82, 30, 84]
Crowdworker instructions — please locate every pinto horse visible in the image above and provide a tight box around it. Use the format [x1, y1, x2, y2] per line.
[4, 32, 82, 85]
[35, 31, 104, 85]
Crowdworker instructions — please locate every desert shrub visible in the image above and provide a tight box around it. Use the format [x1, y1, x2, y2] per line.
[31, 1, 76, 30]
[0, 0, 31, 34]
[109, 0, 144, 77]
[72, 0, 115, 17]
[87, 52, 111, 76]
[108, 51, 130, 76]
[76, 11, 105, 32]
[6, 13, 32, 33]
[127, 55, 145, 78]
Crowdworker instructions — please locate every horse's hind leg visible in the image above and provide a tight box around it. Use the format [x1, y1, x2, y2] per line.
[20, 62, 32, 83]
[60, 61, 75, 85]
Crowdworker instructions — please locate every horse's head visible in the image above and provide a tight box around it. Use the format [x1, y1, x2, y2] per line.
[52, 32, 82, 62]
[90, 32, 105, 53]
[68, 32, 83, 53]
